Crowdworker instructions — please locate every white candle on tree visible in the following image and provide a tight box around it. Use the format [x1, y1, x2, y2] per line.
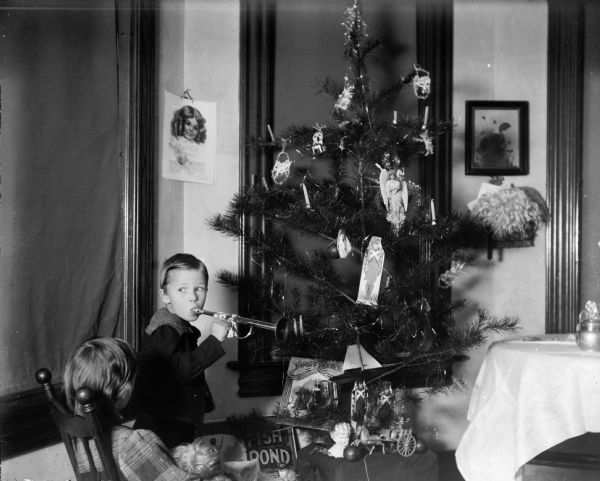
[430, 198, 436, 225]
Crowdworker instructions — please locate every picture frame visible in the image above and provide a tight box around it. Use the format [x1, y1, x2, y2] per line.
[161, 90, 217, 184]
[281, 357, 344, 417]
[465, 100, 529, 175]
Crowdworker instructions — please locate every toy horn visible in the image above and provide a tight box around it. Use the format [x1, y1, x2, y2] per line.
[199, 309, 298, 342]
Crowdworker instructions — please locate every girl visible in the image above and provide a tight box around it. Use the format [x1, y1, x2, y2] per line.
[63, 337, 203, 480]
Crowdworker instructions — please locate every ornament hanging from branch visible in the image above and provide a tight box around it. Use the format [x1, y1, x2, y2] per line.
[336, 229, 352, 258]
[415, 105, 434, 156]
[311, 122, 327, 156]
[438, 260, 466, 289]
[271, 141, 292, 185]
[356, 236, 385, 306]
[416, 130, 434, 157]
[412, 64, 431, 99]
[335, 75, 355, 111]
[377, 164, 409, 233]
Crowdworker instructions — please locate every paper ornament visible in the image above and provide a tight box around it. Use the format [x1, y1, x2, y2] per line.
[271, 151, 292, 184]
[438, 260, 466, 289]
[336, 229, 352, 258]
[356, 236, 385, 306]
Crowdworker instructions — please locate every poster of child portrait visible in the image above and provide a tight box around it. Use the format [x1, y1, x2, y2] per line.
[161, 90, 217, 184]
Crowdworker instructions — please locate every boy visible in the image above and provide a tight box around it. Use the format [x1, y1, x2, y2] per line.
[133, 253, 230, 448]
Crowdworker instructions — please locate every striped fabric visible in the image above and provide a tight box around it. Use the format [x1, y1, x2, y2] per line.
[76, 426, 202, 481]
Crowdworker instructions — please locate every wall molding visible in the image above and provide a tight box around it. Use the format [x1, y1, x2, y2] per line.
[546, 0, 584, 333]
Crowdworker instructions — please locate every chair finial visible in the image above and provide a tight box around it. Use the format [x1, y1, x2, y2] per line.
[75, 387, 95, 407]
[35, 368, 51, 385]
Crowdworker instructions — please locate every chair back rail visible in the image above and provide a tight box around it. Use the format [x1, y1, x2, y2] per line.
[35, 368, 124, 481]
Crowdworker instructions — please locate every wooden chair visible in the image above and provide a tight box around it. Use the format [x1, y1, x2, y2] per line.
[35, 368, 123, 481]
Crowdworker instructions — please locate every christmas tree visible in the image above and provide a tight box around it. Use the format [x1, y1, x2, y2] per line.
[209, 1, 517, 397]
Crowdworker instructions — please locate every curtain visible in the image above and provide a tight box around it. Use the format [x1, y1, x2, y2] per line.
[0, 2, 123, 396]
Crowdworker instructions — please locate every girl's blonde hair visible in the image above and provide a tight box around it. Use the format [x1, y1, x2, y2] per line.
[63, 337, 136, 416]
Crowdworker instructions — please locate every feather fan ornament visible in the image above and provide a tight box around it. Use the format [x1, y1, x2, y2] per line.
[470, 186, 547, 241]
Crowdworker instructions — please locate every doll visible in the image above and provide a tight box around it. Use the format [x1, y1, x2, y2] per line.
[327, 421, 353, 458]
[171, 438, 233, 481]
[277, 463, 297, 481]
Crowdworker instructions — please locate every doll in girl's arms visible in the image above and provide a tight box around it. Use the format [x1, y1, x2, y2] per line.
[171, 437, 271, 481]
[171, 438, 232, 481]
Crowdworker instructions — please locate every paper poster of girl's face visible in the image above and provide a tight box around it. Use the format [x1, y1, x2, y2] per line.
[161, 90, 216, 184]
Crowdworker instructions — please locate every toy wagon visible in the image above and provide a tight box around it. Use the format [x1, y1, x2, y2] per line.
[360, 426, 417, 457]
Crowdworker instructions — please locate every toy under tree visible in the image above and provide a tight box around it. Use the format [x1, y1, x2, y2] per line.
[209, 0, 517, 427]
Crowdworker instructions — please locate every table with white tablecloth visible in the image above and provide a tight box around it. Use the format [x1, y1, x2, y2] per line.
[455, 335, 600, 481]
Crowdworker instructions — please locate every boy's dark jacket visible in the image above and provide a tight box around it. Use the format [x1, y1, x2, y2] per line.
[133, 307, 225, 423]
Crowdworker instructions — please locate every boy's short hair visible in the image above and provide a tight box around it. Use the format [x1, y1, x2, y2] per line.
[63, 337, 136, 416]
[159, 253, 208, 290]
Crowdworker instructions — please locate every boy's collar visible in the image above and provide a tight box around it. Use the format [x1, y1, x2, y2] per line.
[145, 307, 197, 336]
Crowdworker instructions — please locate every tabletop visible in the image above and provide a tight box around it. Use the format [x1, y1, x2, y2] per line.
[455, 335, 600, 481]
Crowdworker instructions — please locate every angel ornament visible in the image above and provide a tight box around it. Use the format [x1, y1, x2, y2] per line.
[377, 164, 408, 233]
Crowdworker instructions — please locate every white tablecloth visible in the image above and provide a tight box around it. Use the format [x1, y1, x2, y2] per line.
[455, 336, 600, 481]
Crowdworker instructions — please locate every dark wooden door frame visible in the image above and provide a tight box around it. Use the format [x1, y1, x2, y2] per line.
[546, 0, 584, 334]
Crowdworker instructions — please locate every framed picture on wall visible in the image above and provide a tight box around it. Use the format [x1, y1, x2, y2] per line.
[465, 100, 529, 176]
[161, 90, 217, 184]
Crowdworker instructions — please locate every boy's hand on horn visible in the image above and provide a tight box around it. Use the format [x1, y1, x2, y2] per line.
[210, 314, 231, 341]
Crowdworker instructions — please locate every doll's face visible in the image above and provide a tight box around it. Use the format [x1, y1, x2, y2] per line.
[330, 423, 352, 447]
[183, 118, 200, 141]
[160, 268, 208, 322]
[331, 430, 350, 448]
